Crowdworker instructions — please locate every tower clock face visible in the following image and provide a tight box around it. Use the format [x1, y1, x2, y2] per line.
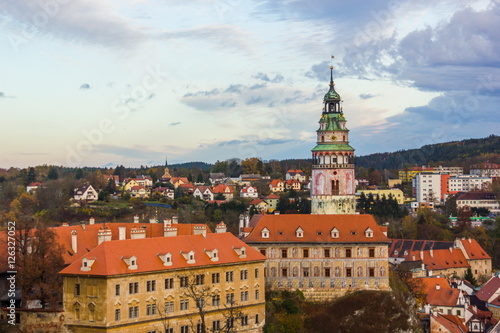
[331, 135, 336, 141]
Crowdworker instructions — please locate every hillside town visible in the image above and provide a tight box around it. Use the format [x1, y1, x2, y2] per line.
[1, 65, 500, 333]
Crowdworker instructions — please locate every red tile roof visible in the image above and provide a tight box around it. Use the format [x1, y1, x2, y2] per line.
[266, 194, 280, 199]
[212, 184, 234, 194]
[241, 186, 257, 193]
[406, 248, 469, 271]
[432, 314, 468, 333]
[457, 238, 491, 260]
[249, 199, 266, 205]
[0, 222, 211, 270]
[420, 277, 459, 306]
[59, 233, 265, 276]
[457, 192, 497, 201]
[476, 277, 500, 304]
[243, 214, 389, 243]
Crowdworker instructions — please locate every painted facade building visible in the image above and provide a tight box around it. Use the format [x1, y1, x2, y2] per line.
[311, 64, 356, 214]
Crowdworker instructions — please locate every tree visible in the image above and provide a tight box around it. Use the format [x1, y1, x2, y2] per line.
[47, 167, 59, 180]
[463, 267, 477, 286]
[26, 167, 36, 184]
[241, 157, 263, 175]
[211, 161, 230, 175]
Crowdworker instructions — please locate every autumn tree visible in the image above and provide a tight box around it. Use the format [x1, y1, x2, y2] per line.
[241, 158, 264, 175]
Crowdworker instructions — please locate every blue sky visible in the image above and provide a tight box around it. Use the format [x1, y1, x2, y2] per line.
[1, 0, 499, 168]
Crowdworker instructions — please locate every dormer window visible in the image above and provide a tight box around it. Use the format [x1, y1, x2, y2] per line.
[122, 256, 138, 270]
[180, 250, 195, 264]
[205, 249, 219, 262]
[158, 253, 173, 266]
[296, 227, 304, 238]
[261, 228, 270, 239]
[331, 227, 339, 239]
[233, 246, 247, 258]
[365, 227, 373, 238]
[81, 257, 95, 272]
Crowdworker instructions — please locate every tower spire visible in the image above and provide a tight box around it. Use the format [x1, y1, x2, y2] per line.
[330, 55, 334, 86]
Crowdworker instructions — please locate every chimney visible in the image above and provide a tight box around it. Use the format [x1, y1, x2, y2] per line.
[89, 217, 95, 225]
[172, 216, 178, 224]
[81, 223, 86, 230]
[449, 247, 453, 253]
[216, 222, 227, 233]
[435, 284, 440, 290]
[133, 215, 139, 223]
[163, 219, 172, 228]
[244, 214, 250, 228]
[429, 248, 433, 257]
[130, 227, 146, 239]
[164, 226, 178, 237]
[62, 223, 69, 227]
[118, 226, 126, 240]
[71, 230, 77, 254]
[97, 228, 112, 245]
[420, 250, 424, 260]
[239, 214, 244, 237]
[194, 225, 207, 237]
[468, 238, 472, 243]
[274, 211, 280, 215]
[149, 218, 157, 224]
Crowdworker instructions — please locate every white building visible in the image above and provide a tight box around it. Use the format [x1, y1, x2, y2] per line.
[448, 175, 492, 193]
[456, 192, 500, 215]
[413, 172, 442, 205]
[470, 163, 500, 177]
[240, 186, 258, 198]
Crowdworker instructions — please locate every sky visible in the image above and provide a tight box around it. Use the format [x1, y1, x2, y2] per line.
[1, 0, 499, 168]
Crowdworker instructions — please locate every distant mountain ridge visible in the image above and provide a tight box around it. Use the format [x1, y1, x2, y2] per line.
[355, 135, 500, 170]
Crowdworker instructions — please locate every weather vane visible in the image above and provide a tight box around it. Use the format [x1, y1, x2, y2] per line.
[330, 55, 334, 69]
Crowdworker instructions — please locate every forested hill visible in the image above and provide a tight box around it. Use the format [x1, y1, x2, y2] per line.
[355, 135, 500, 170]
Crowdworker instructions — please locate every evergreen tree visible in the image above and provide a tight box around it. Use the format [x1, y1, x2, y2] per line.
[463, 267, 477, 286]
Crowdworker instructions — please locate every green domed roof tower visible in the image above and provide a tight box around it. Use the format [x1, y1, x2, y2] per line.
[311, 58, 356, 214]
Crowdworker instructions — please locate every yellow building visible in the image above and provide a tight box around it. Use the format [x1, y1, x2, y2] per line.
[60, 232, 266, 333]
[241, 214, 391, 301]
[358, 188, 405, 205]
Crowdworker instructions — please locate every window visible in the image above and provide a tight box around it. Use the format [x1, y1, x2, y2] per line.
[181, 325, 189, 333]
[241, 315, 248, 326]
[282, 268, 288, 277]
[260, 249, 266, 256]
[196, 323, 203, 333]
[195, 274, 205, 285]
[212, 273, 220, 284]
[255, 268, 259, 279]
[146, 303, 157, 316]
[212, 295, 221, 306]
[303, 249, 309, 258]
[256, 314, 260, 324]
[74, 284, 80, 296]
[165, 278, 174, 289]
[180, 276, 189, 287]
[346, 268, 352, 277]
[165, 328, 173, 333]
[147, 280, 156, 292]
[324, 248, 331, 258]
[129, 282, 138, 294]
[227, 318, 234, 329]
[345, 248, 352, 258]
[240, 270, 248, 280]
[255, 289, 260, 300]
[128, 306, 139, 318]
[115, 309, 120, 321]
[212, 320, 221, 331]
[165, 301, 174, 313]
[325, 268, 331, 277]
[226, 271, 234, 282]
[369, 268, 375, 277]
[241, 291, 249, 302]
[303, 268, 309, 277]
[114, 284, 120, 296]
[180, 299, 189, 311]
[282, 249, 288, 258]
[369, 248, 375, 258]
[226, 293, 234, 305]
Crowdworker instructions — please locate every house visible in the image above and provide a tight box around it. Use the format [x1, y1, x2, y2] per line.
[239, 174, 262, 186]
[249, 199, 268, 213]
[212, 184, 234, 201]
[129, 185, 150, 199]
[401, 248, 470, 278]
[26, 182, 42, 192]
[179, 183, 196, 194]
[73, 184, 98, 202]
[470, 163, 500, 177]
[475, 277, 500, 320]
[240, 186, 258, 198]
[264, 194, 280, 212]
[454, 237, 492, 278]
[241, 214, 391, 301]
[123, 179, 140, 192]
[456, 192, 499, 215]
[420, 277, 465, 317]
[193, 186, 214, 201]
[269, 179, 284, 193]
[170, 177, 190, 189]
[286, 170, 306, 183]
[358, 188, 405, 205]
[209, 173, 226, 185]
[430, 313, 468, 333]
[60, 232, 266, 333]
[284, 179, 301, 191]
[103, 175, 120, 187]
[151, 187, 175, 200]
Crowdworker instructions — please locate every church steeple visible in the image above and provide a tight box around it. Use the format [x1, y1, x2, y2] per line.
[310, 57, 356, 215]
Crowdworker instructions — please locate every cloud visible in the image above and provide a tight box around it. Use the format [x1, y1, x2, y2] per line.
[2, 0, 149, 49]
[0, 91, 15, 98]
[359, 93, 376, 99]
[80, 83, 91, 90]
[253, 72, 284, 83]
[169, 122, 181, 126]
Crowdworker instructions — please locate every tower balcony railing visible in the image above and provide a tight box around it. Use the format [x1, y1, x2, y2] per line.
[312, 163, 354, 169]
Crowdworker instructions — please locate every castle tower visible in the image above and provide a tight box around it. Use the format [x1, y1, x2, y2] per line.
[311, 60, 356, 214]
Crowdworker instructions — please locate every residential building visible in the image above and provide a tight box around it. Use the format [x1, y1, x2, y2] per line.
[240, 186, 258, 198]
[26, 182, 42, 192]
[286, 170, 306, 183]
[169, 177, 190, 189]
[470, 163, 500, 177]
[193, 186, 214, 201]
[264, 194, 280, 212]
[151, 187, 175, 200]
[399, 167, 435, 183]
[73, 184, 98, 202]
[448, 175, 492, 193]
[475, 277, 500, 320]
[249, 199, 268, 213]
[209, 173, 226, 185]
[212, 184, 234, 201]
[129, 185, 150, 199]
[456, 192, 499, 215]
[123, 179, 140, 192]
[358, 188, 405, 205]
[284, 179, 301, 191]
[60, 232, 266, 333]
[420, 277, 465, 317]
[269, 179, 285, 193]
[430, 313, 468, 333]
[413, 172, 443, 205]
[241, 214, 391, 301]
[310, 64, 356, 214]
